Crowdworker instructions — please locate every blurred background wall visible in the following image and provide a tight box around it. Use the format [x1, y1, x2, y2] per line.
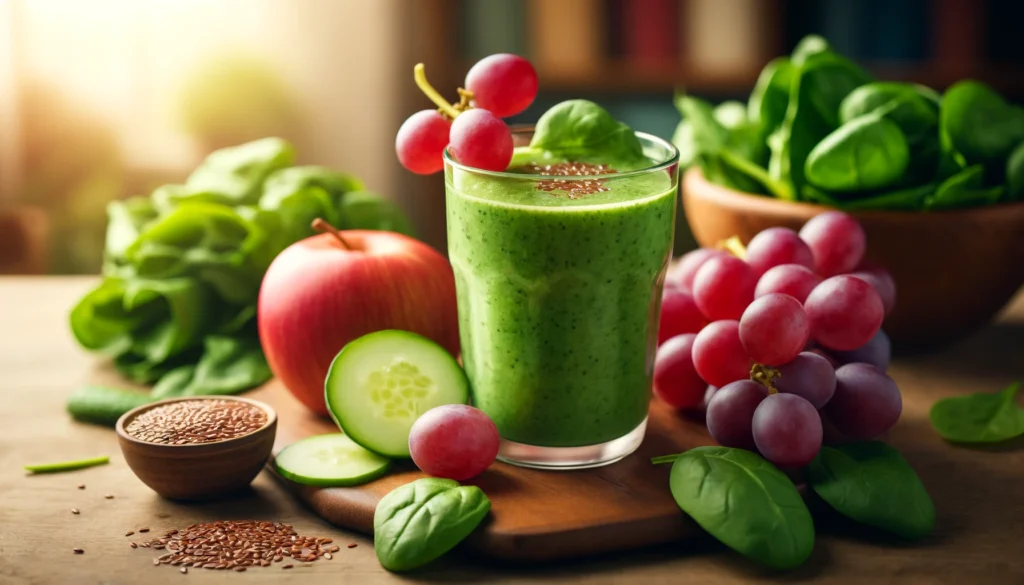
[1, 0, 1022, 274]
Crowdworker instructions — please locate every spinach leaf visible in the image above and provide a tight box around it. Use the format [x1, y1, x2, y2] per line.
[184, 137, 296, 204]
[374, 478, 491, 572]
[748, 57, 794, 139]
[151, 335, 270, 398]
[769, 51, 871, 199]
[668, 446, 814, 570]
[672, 119, 697, 168]
[530, 100, 647, 168]
[940, 80, 1024, 165]
[262, 165, 365, 209]
[929, 382, 1024, 443]
[713, 101, 748, 130]
[925, 165, 1004, 210]
[791, 35, 831, 65]
[839, 82, 939, 137]
[841, 182, 937, 211]
[805, 113, 909, 192]
[1006, 142, 1024, 200]
[105, 197, 159, 264]
[806, 441, 935, 540]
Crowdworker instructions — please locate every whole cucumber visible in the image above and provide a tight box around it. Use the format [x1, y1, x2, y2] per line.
[66, 385, 152, 427]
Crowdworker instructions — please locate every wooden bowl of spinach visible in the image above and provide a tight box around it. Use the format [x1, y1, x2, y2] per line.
[676, 35, 1024, 348]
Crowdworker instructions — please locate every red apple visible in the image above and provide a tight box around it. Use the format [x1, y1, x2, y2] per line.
[258, 228, 460, 415]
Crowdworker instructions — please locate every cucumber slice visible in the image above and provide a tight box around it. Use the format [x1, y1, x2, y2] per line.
[275, 433, 391, 487]
[325, 330, 468, 458]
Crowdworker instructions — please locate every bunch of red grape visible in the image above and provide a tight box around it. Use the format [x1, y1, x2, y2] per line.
[655, 211, 901, 469]
[396, 54, 539, 175]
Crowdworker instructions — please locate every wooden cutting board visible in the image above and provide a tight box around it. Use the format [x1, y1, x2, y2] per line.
[254, 381, 714, 560]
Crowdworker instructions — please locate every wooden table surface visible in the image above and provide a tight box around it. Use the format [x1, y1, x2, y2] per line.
[1, 276, 1022, 585]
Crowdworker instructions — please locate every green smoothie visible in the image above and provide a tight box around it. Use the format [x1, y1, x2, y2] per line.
[446, 149, 676, 448]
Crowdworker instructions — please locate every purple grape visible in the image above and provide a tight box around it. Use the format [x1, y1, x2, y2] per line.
[752, 393, 823, 468]
[775, 352, 837, 409]
[831, 329, 891, 372]
[823, 363, 902, 439]
[706, 380, 768, 450]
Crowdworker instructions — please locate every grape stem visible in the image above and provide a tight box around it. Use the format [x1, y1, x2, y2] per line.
[717, 235, 747, 259]
[24, 455, 109, 474]
[751, 363, 781, 394]
[311, 218, 352, 250]
[414, 64, 463, 120]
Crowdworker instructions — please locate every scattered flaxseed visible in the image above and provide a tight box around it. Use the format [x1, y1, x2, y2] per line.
[132, 520, 334, 572]
[282, 564, 293, 570]
[180, 567, 187, 574]
[126, 399, 267, 445]
[71, 508, 80, 515]
[77, 484, 85, 490]
[104, 494, 114, 499]
[234, 567, 246, 572]
[526, 162, 617, 199]
[347, 543, 357, 549]
[139, 527, 150, 533]
[327, 545, 339, 553]
[73, 548, 84, 554]
[324, 553, 332, 560]
[125, 531, 135, 537]
[130, 542, 138, 549]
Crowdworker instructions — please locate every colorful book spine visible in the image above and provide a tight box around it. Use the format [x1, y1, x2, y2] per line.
[527, 0, 603, 76]
[622, 0, 678, 67]
[682, 0, 766, 74]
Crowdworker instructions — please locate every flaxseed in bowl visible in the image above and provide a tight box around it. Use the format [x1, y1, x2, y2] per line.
[115, 396, 277, 500]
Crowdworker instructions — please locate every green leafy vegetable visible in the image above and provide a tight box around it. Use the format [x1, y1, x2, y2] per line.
[806, 441, 935, 540]
[67, 386, 152, 426]
[925, 165, 1004, 210]
[940, 80, 1024, 165]
[69, 138, 413, 411]
[668, 446, 814, 570]
[805, 113, 909, 192]
[374, 478, 491, 572]
[530, 99, 647, 169]
[25, 456, 110, 474]
[679, 34, 1021, 211]
[929, 381, 1024, 443]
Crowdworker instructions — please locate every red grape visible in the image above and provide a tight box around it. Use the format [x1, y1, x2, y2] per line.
[672, 248, 726, 291]
[658, 289, 706, 345]
[706, 380, 768, 450]
[395, 110, 451, 175]
[830, 329, 891, 372]
[822, 363, 902, 439]
[449, 109, 514, 172]
[744, 227, 814, 276]
[799, 211, 866, 276]
[755, 263, 822, 304]
[693, 255, 757, 321]
[775, 351, 837, 408]
[739, 293, 810, 366]
[465, 54, 538, 118]
[408, 404, 500, 481]
[692, 320, 750, 388]
[653, 334, 706, 409]
[805, 275, 883, 351]
[850, 262, 897, 316]
[752, 393, 823, 468]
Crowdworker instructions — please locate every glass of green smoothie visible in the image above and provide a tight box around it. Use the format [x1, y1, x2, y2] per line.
[444, 104, 679, 469]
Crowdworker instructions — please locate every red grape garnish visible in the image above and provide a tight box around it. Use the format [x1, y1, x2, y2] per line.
[692, 320, 750, 388]
[658, 289, 706, 345]
[395, 110, 451, 175]
[465, 54, 538, 118]
[755, 263, 821, 304]
[739, 293, 810, 367]
[744, 227, 814, 276]
[692, 255, 757, 321]
[653, 334, 706, 409]
[449, 109, 514, 172]
[805, 275, 883, 351]
[799, 211, 866, 277]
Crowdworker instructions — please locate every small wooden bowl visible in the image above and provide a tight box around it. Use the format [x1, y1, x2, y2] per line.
[116, 396, 277, 500]
[682, 168, 1024, 349]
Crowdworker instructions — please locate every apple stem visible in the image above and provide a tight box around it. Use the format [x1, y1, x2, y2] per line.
[311, 218, 352, 250]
